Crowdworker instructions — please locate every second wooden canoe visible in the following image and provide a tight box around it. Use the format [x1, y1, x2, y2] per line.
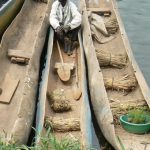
[0, 0, 24, 38]
[82, 0, 150, 149]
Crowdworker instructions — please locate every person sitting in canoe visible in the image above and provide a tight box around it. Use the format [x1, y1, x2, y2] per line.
[49, 0, 81, 55]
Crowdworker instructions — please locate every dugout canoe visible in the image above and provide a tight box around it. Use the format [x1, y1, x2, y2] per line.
[35, 27, 93, 149]
[35, 29, 92, 149]
[82, 0, 150, 149]
[0, 0, 50, 144]
[0, 0, 24, 39]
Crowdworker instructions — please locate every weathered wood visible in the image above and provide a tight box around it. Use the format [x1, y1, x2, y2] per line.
[0, 73, 19, 104]
[104, 12, 111, 17]
[54, 62, 75, 70]
[8, 49, 32, 59]
[82, 0, 150, 149]
[73, 47, 82, 100]
[87, 7, 111, 15]
[11, 57, 29, 64]
[36, 26, 92, 148]
[0, 0, 50, 144]
[82, 4, 120, 150]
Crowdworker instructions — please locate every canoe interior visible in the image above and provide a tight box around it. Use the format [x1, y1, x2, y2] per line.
[37, 29, 92, 148]
[0, 0, 49, 144]
[0, 0, 24, 38]
[35, 0, 92, 148]
[85, 0, 150, 149]
[46, 35, 81, 136]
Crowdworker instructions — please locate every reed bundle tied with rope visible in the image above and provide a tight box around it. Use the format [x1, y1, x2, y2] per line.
[104, 74, 137, 91]
[45, 116, 80, 132]
[47, 89, 71, 112]
[104, 17, 119, 34]
[96, 49, 127, 68]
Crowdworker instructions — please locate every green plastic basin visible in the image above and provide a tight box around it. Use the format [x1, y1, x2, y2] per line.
[120, 115, 150, 134]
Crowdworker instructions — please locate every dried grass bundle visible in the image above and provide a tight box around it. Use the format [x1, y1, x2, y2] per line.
[47, 89, 71, 112]
[45, 116, 80, 132]
[105, 17, 119, 34]
[104, 74, 137, 91]
[110, 100, 146, 109]
[96, 49, 127, 68]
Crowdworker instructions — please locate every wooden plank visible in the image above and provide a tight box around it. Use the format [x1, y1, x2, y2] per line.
[11, 57, 29, 64]
[87, 7, 111, 14]
[0, 73, 20, 104]
[8, 49, 32, 59]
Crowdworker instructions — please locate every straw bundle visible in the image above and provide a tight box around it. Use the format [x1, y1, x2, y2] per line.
[110, 100, 146, 109]
[104, 74, 137, 91]
[105, 17, 119, 34]
[47, 89, 71, 112]
[45, 116, 80, 132]
[96, 49, 127, 68]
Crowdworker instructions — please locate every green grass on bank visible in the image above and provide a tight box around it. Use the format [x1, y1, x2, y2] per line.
[0, 128, 96, 150]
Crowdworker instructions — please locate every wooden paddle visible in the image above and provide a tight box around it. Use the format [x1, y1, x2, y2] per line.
[73, 47, 82, 100]
[56, 40, 74, 82]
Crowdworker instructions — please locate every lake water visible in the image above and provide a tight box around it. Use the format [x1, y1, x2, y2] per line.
[117, 0, 150, 86]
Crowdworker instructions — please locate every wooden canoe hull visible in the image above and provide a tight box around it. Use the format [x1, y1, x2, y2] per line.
[82, 0, 150, 149]
[0, 0, 50, 144]
[35, 26, 93, 148]
[0, 0, 24, 37]
[82, 8, 120, 150]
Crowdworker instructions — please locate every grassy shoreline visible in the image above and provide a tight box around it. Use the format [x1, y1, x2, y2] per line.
[0, 128, 96, 150]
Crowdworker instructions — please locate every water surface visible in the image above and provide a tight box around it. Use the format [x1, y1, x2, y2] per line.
[117, 0, 150, 86]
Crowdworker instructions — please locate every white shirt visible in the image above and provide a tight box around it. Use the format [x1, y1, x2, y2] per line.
[49, 0, 81, 30]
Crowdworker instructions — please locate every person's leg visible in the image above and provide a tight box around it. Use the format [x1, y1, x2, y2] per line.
[64, 37, 72, 53]
[65, 26, 81, 55]
[55, 29, 68, 53]
[63, 31, 72, 55]
[69, 26, 81, 42]
[55, 31, 64, 43]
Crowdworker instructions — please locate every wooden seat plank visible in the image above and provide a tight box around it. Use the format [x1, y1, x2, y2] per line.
[87, 7, 111, 15]
[8, 49, 32, 59]
[0, 73, 20, 104]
